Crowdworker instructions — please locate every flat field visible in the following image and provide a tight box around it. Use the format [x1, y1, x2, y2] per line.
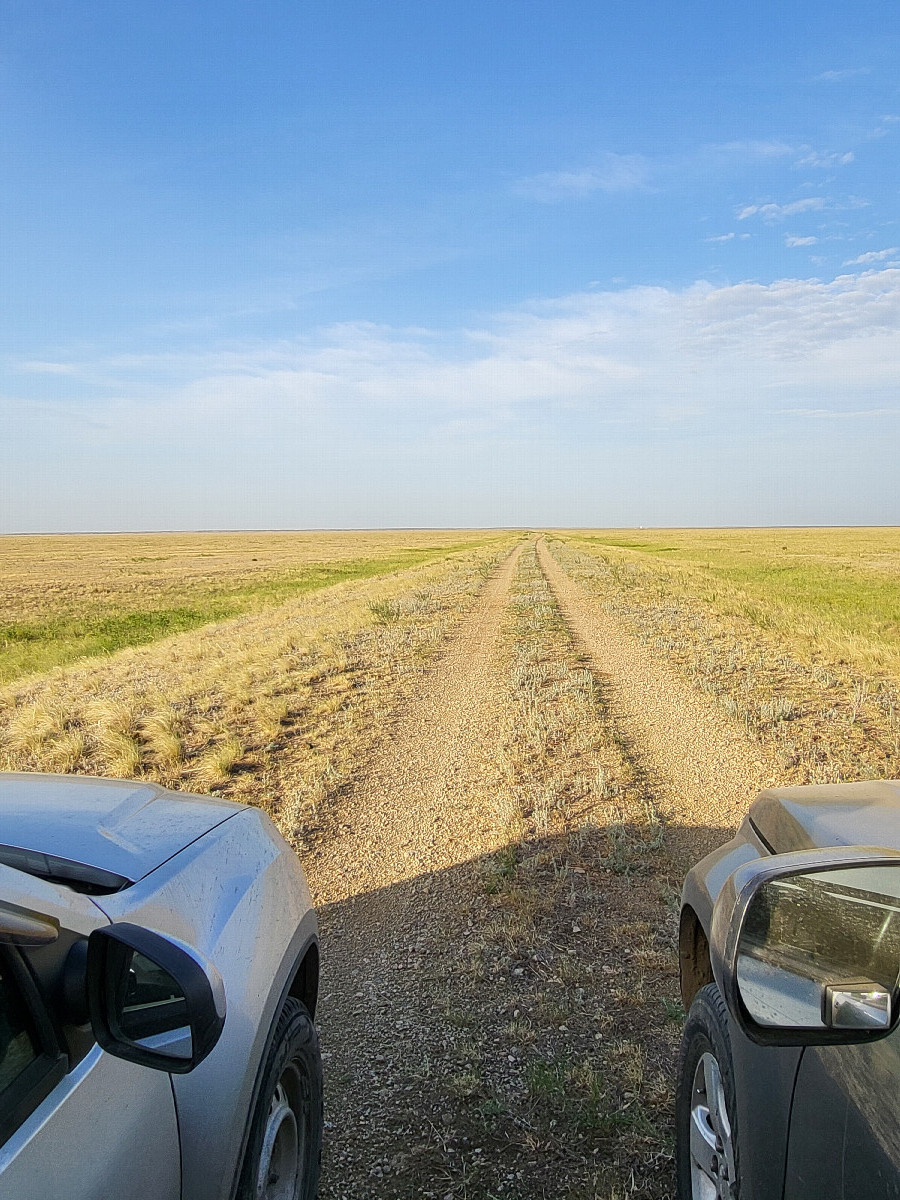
[0, 530, 504, 682]
[3, 527, 898, 1198]
[559, 526, 900, 674]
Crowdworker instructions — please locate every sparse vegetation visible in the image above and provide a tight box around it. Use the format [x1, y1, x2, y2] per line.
[0, 539, 517, 840]
[551, 530, 900, 788]
[7, 526, 898, 1198]
[418, 545, 679, 1198]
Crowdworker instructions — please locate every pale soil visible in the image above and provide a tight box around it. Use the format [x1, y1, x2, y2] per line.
[537, 539, 778, 868]
[306, 541, 784, 1198]
[312, 546, 525, 1197]
[310, 546, 524, 907]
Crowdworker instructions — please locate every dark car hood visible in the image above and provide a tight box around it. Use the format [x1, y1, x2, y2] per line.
[0, 772, 243, 888]
[750, 779, 900, 855]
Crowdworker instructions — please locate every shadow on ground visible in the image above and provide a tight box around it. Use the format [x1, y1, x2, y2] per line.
[315, 821, 734, 1200]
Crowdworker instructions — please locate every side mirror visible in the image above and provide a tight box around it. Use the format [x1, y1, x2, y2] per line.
[87, 923, 226, 1073]
[710, 848, 900, 1047]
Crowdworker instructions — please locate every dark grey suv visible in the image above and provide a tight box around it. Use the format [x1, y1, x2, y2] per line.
[676, 779, 900, 1199]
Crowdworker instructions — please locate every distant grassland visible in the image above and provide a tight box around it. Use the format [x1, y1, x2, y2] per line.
[0, 530, 510, 682]
[556, 527, 900, 675]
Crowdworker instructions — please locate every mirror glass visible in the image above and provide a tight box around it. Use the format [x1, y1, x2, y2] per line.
[736, 864, 900, 1029]
[114, 948, 192, 1059]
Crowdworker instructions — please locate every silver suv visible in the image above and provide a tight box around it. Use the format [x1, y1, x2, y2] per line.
[0, 772, 322, 1200]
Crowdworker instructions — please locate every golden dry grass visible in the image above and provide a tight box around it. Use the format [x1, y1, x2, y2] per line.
[555, 527, 900, 675]
[0, 529, 510, 682]
[0, 539, 518, 839]
[550, 532, 900, 788]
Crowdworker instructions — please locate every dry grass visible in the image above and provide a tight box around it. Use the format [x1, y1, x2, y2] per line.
[0, 530, 511, 682]
[0, 540, 518, 843]
[555, 527, 900, 675]
[550, 533, 900, 787]
[422, 545, 679, 1198]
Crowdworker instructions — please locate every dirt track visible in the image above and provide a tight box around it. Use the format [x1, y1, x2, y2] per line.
[312, 545, 524, 1196]
[536, 539, 776, 866]
[308, 539, 780, 1198]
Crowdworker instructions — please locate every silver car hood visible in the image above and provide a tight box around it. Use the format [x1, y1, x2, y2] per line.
[750, 779, 900, 855]
[0, 772, 243, 888]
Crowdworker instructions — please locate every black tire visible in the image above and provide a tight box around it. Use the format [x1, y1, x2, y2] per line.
[675, 983, 740, 1200]
[236, 997, 323, 1200]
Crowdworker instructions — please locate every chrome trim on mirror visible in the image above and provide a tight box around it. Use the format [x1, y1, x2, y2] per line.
[826, 983, 891, 1030]
[710, 846, 900, 1048]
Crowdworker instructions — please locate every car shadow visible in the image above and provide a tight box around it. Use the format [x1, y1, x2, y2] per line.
[314, 820, 736, 1199]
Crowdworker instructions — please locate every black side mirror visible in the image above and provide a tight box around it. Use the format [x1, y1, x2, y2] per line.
[711, 847, 900, 1047]
[86, 923, 226, 1073]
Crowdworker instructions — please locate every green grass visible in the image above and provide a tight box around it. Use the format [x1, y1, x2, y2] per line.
[560, 528, 900, 668]
[0, 542, 492, 684]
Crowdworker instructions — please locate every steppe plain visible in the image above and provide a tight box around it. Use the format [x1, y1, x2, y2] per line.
[3, 527, 899, 1198]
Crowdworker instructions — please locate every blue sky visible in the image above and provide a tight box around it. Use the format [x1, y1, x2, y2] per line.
[2, 1, 899, 531]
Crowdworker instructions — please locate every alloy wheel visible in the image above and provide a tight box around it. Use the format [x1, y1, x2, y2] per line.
[689, 1051, 737, 1200]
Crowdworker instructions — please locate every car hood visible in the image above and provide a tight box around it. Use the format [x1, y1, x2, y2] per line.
[0, 772, 243, 888]
[750, 779, 900, 855]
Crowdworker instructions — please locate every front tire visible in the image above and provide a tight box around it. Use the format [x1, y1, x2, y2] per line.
[675, 983, 740, 1200]
[237, 997, 323, 1200]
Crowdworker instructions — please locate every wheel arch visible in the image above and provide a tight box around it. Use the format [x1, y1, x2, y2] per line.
[679, 903, 714, 1010]
[228, 929, 320, 1200]
[287, 939, 319, 1020]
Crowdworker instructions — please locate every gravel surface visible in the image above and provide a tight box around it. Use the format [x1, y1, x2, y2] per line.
[537, 538, 777, 867]
[311, 545, 524, 1197]
[306, 539, 782, 1198]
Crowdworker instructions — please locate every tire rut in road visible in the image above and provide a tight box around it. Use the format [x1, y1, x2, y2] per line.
[310, 544, 524, 1198]
[537, 538, 777, 868]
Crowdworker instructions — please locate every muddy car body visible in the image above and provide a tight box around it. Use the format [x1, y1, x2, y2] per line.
[677, 779, 900, 1199]
[0, 772, 321, 1200]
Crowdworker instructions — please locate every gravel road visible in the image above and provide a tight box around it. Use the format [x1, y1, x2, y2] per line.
[311, 544, 524, 1197]
[307, 538, 779, 1197]
[537, 538, 777, 866]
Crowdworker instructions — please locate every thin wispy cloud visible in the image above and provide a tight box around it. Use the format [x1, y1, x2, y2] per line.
[737, 197, 825, 221]
[705, 233, 735, 243]
[795, 149, 854, 167]
[11, 269, 900, 529]
[785, 235, 818, 247]
[18, 361, 79, 375]
[515, 154, 650, 201]
[19, 269, 900, 429]
[813, 67, 871, 82]
[868, 114, 900, 139]
[712, 140, 795, 157]
[843, 247, 899, 265]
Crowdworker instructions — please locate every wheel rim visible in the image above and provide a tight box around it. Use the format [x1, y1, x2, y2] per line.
[256, 1064, 307, 1200]
[689, 1051, 737, 1200]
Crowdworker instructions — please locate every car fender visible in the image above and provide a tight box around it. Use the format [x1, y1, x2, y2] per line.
[680, 815, 803, 1200]
[226, 920, 320, 1200]
[95, 807, 317, 1200]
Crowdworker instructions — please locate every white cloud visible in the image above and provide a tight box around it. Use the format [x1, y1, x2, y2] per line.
[795, 149, 854, 167]
[738, 197, 826, 221]
[843, 247, 899, 265]
[515, 154, 649, 201]
[785, 235, 818, 247]
[18, 361, 79, 375]
[868, 115, 900, 139]
[10, 269, 900, 530]
[20, 269, 900, 437]
[813, 68, 871, 81]
[705, 233, 735, 243]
